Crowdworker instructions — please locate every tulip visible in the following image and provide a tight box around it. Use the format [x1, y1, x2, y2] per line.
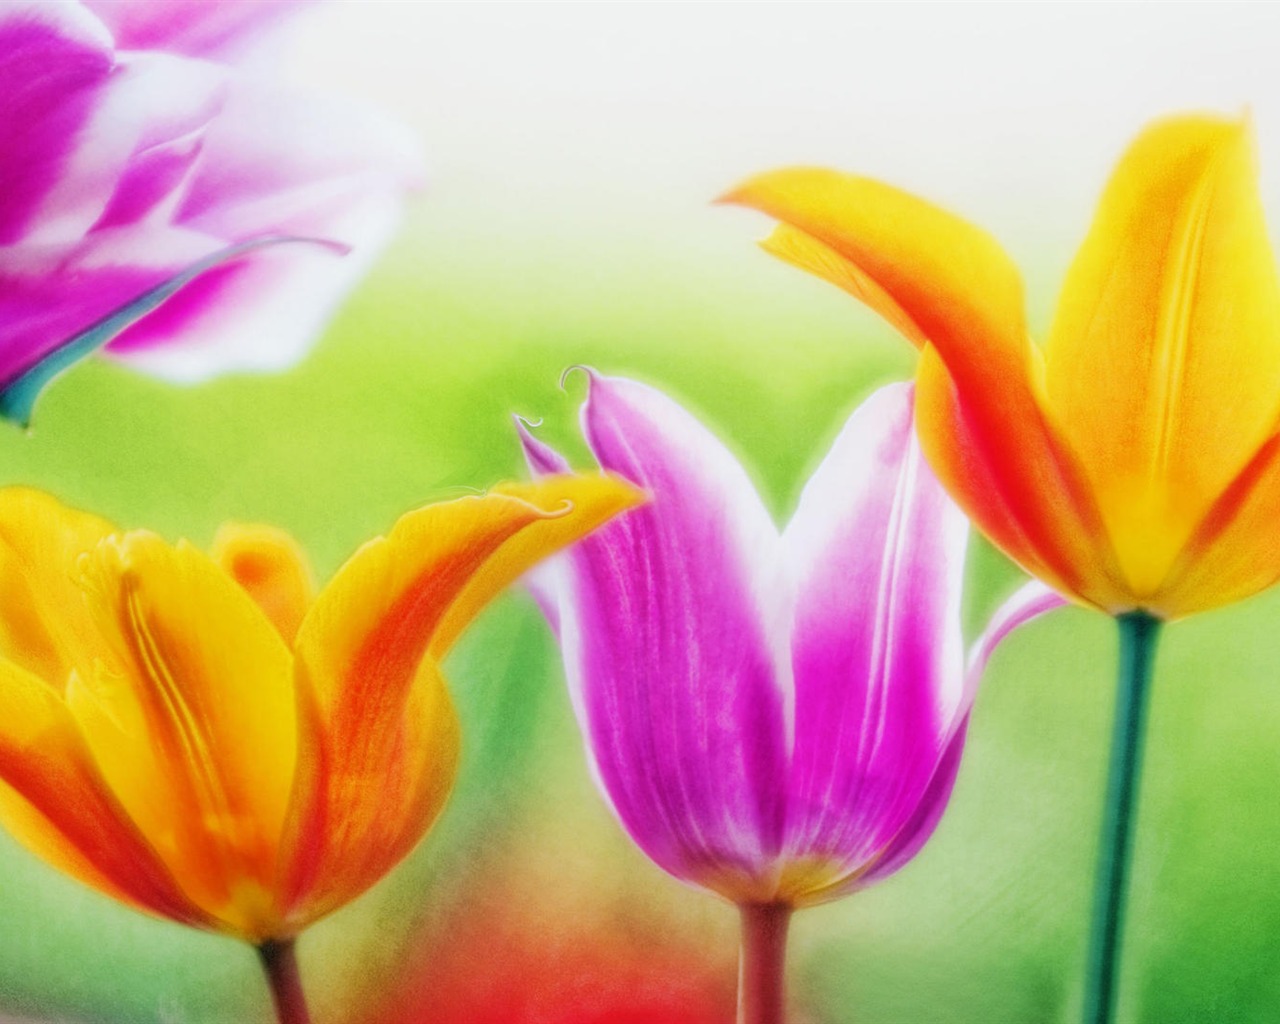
[723, 113, 1272, 1023]
[519, 373, 1060, 1024]
[0, 478, 640, 1023]
[0, 1, 419, 426]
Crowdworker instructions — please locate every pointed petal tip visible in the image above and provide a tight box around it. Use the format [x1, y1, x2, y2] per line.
[514, 416, 571, 477]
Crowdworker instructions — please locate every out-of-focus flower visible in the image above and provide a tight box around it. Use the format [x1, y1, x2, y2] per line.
[724, 114, 1280, 622]
[0, 1, 420, 425]
[520, 374, 1059, 1019]
[0, 476, 639, 943]
[362, 830, 738, 1024]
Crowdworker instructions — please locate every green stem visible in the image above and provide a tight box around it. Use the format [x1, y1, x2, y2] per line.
[257, 938, 313, 1024]
[1082, 610, 1162, 1024]
[738, 902, 791, 1024]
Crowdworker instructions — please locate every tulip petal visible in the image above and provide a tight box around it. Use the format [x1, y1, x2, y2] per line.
[727, 168, 1117, 613]
[963, 579, 1066, 702]
[1044, 115, 1280, 596]
[281, 477, 640, 925]
[780, 383, 969, 899]
[106, 80, 422, 383]
[0, 233, 342, 427]
[722, 167, 1026, 371]
[84, 0, 310, 62]
[533, 373, 790, 900]
[73, 533, 296, 938]
[0, 488, 117, 685]
[0, 657, 204, 926]
[212, 523, 316, 645]
[1154, 430, 1280, 617]
[914, 344, 1128, 611]
[0, 2, 114, 244]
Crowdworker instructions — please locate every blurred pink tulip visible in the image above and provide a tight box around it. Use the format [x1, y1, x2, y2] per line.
[0, 1, 420, 425]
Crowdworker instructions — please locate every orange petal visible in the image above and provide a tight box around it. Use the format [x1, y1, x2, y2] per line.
[280, 656, 459, 930]
[279, 475, 642, 926]
[0, 657, 205, 926]
[722, 167, 1027, 386]
[212, 523, 316, 645]
[1043, 114, 1280, 597]
[0, 487, 117, 686]
[74, 532, 297, 940]
[915, 345, 1128, 613]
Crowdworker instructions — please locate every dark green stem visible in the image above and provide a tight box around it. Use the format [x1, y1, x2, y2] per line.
[1082, 610, 1162, 1024]
[738, 902, 791, 1024]
[257, 938, 313, 1024]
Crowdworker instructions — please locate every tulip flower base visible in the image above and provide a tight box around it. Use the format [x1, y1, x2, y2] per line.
[258, 939, 312, 1024]
[1083, 611, 1162, 1024]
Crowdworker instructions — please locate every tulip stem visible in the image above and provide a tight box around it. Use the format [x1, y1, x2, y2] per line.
[738, 901, 791, 1024]
[258, 938, 313, 1024]
[1082, 610, 1162, 1024]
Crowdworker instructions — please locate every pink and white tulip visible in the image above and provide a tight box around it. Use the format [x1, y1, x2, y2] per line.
[520, 374, 1062, 1019]
[0, 1, 419, 424]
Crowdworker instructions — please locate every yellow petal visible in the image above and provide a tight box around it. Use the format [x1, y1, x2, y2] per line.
[1153, 430, 1280, 617]
[74, 533, 296, 939]
[212, 523, 316, 645]
[1043, 114, 1280, 596]
[0, 657, 205, 926]
[279, 474, 642, 926]
[757, 223, 931, 348]
[0, 487, 117, 686]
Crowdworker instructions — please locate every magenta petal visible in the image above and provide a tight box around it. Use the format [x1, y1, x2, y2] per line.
[540, 373, 790, 894]
[0, 3, 113, 243]
[852, 717, 969, 890]
[781, 383, 970, 881]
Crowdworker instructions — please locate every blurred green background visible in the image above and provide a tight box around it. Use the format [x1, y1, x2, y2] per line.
[7, 3, 1280, 1021]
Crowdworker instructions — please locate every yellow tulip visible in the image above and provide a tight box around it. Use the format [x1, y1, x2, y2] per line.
[725, 114, 1280, 621]
[0, 479, 640, 1018]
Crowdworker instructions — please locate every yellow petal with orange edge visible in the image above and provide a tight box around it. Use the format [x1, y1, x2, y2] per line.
[73, 533, 296, 940]
[279, 656, 459, 931]
[212, 523, 316, 645]
[915, 344, 1129, 613]
[0, 657, 205, 926]
[0, 487, 117, 686]
[757, 224, 931, 348]
[1151, 430, 1280, 618]
[431, 474, 645, 658]
[278, 474, 642, 925]
[1043, 114, 1280, 598]
[722, 167, 1028, 394]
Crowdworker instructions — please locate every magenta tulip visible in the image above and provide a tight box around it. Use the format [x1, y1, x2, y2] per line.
[520, 374, 1062, 1024]
[0, 1, 419, 424]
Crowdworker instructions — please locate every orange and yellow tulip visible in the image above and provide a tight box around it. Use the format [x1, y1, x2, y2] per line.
[725, 113, 1280, 621]
[0, 479, 638, 973]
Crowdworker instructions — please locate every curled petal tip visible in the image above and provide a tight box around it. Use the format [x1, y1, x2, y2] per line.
[558, 364, 595, 392]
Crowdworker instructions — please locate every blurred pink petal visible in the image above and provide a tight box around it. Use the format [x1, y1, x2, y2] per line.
[524, 375, 1065, 908]
[83, 0, 311, 62]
